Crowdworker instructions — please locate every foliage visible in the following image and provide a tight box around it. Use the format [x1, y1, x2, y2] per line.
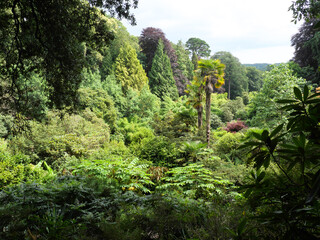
[138, 27, 186, 95]
[0, 176, 106, 239]
[116, 118, 154, 146]
[0, 114, 14, 138]
[137, 136, 180, 167]
[291, 19, 320, 85]
[178, 140, 208, 163]
[186, 37, 211, 58]
[0, 139, 55, 189]
[172, 40, 194, 82]
[153, 97, 197, 139]
[212, 51, 248, 99]
[0, 0, 136, 108]
[114, 43, 148, 93]
[81, 68, 103, 89]
[210, 113, 223, 129]
[157, 163, 233, 201]
[246, 66, 263, 92]
[148, 39, 179, 100]
[248, 64, 306, 129]
[73, 158, 153, 194]
[224, 120, 247, 133]
[77, 87, 118, 130]
[289, 0, 320, 22]
[213, 131, 246, 163]
[196, 59, 225, 144]
[240, 85, 320, 238]
[172, 40, 194, 94]
[10, 110, 110, 167]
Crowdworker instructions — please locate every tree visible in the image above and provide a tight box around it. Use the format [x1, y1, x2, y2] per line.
[241, 85, 320, 238]
[289, 0, 320, 22]
[0, 0, 138, 110]
[172, 40, 194, 91]
[291, 19, 320, 85]
[245, 66, 263, 92]
[192, 52, 199, 70]
[148, 40, 178, 100]
[197, 59, 225, 145]
[248, 64, 306, 129]
[186, 38, 211, 59]
[114, 43, 148, 94]
[185, 73, 205, 129]
[139, 27, 186, 95]
[212, 51, 248, 99]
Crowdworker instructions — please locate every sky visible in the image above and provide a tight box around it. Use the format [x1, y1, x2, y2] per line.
[121, 0, 302, 64]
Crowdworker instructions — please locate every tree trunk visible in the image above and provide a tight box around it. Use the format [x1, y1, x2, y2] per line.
[205, 81, 212, 146]
[228, 78, 231, 99]
[197, 86, 203, 129]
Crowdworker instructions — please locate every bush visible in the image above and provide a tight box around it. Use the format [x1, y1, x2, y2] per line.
[224, 120, 247, 133]
[0, 114, 14, 138]
[138, 136, 180, 166]
[0, 139, 55, 189]
[210, 113, 223, 129]
[10, 110, 110, 167]
[213, 132, 246, 163]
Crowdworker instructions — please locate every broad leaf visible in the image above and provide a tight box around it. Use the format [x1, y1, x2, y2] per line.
[294, 87, 303, 101]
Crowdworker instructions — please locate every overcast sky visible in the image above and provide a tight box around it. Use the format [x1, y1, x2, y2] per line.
[121, 0, 302, 64]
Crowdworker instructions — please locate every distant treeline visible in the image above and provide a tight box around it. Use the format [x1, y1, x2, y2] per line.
[243, 63, 281, 71]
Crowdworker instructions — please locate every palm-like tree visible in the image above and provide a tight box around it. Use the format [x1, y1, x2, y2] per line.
[197, 59, 225, 145]
[185, 72, 206, 128]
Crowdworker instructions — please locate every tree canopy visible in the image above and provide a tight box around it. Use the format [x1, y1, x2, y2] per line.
[0, 0, 139, 110]
[186, 37, 211, 58]
[212, 51, 248, 99]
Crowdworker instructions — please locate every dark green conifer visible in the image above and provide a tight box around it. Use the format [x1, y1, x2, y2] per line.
[148, 40, 178, 100]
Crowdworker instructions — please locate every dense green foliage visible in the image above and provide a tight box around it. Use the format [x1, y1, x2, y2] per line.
[0, 1, 319, 239]
[186, 37, 211, 58]
[212, 51, 248, 99]
[148, 40, 179, 100]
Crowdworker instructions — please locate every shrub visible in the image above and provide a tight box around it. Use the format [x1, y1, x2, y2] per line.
[211, 113, 223, 129]
[138, 136, 179, 166]
[0, 139, 55, 189]
[10, 110, 110, 166]
[213, 132, 246, 163]
[0, 114, 14, 138]
[224, 120, 247, 133]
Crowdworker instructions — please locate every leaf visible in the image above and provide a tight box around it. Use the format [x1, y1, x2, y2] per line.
[257, 171, 266, 183]
[276, 99, 298, 104]
[237, 217, 247, 234]
[306, 169, 320, 204]
[270, 124, 284, 138]
[251, 132, 263, 141]
[263, 155, 271, 169]
[303, 85, 309, 101]
[305, 98, 320, 104]
[261, 130, 269, 141]
[294, 87, 303, 101]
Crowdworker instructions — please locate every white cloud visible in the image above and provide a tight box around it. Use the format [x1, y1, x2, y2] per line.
[232, 46, 295, 64]
[122, 0, 301, 63]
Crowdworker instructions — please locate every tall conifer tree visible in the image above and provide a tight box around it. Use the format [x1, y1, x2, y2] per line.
[114, 43, 148, 93]
[148, 40, 178, 100]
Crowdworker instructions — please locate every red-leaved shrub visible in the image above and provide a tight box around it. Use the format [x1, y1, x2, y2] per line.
[224, 120, 247, 133]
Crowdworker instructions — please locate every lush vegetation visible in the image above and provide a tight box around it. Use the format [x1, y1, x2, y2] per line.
[0, 1, 319, 239]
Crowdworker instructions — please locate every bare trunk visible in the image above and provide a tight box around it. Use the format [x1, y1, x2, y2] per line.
[228, 79, 231, 99]
[205, 81, 212, 146]
[197, 106, 203, 129]
[197, 86, 203, 129]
